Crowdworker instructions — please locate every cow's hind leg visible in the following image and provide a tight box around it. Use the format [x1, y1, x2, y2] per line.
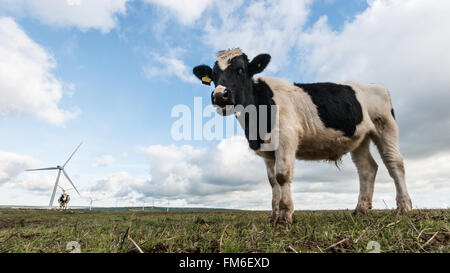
[371, 116, 412, 213]
[265, 159, 281, 224]
[351, 136, 378, 215]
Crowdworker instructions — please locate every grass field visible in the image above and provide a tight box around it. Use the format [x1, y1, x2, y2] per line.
[0, 209, 448, 253]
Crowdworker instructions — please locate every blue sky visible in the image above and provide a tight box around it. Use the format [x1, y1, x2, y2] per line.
[1, 0, 368, 147]
[1, 0, 449, 210]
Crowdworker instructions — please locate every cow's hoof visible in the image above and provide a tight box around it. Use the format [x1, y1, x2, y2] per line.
[396, 197, 412, 214]
[278, 211, 293, 226]
[277, 218, 292, 226]
[353, 203, 371, 216]
[269, 213, 279, 226]
[353, 209, 369, 216]
[269, 212, 292, 226]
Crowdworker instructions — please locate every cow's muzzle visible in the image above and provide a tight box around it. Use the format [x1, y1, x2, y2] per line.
[212, 85, 234, 115]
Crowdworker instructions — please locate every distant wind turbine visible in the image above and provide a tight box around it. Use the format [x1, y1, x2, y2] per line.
[25, 142, 82, 208]
[88, 197, 98, 211]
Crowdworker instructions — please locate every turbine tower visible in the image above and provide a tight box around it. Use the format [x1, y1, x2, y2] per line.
[25, 142, 82, 208]
[89, 198, 94, 211]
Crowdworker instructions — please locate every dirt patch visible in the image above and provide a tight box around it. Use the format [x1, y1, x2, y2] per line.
[421, 232, 450, 245]
[194, 217, 207, 225]
[21, 233, 42, 239]
[148, 242, 168, 252]
[0, 221, 15, 229]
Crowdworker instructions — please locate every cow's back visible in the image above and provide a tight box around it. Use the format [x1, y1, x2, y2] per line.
[258, 76, 382, 161]
[344, 81, 394, 123]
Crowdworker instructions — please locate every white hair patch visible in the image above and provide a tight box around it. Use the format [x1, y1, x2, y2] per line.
[216, 48, 244, 70]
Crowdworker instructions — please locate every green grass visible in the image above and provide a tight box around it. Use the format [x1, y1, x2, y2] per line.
[0, 209, 448, 253]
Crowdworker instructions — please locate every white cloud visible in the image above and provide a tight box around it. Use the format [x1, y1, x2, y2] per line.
[140, 136, 266, 198]
[143, 0, 313, 72]
[4, 173, 56, 195]
[81, 137, 268, 208]
[0, 151, 55, 195]
[404, 153, 450, 193]
[203, 0, 313, 72]
[92, 155, 116, 168]
[143, 51, 198, 84]
[142, 0, 214, 25]
[298, 0, 450, 89]
[0, 17, 79, 125]
[0, 151, 36, 185]
[139, 0, 313, 83]
[0, 0, 130, 33]
[88, 171, 148, 200]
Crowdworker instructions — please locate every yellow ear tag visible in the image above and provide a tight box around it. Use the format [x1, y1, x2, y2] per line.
[201, 76, 212, 85]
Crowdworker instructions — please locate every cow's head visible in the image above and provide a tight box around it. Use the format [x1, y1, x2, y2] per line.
[193, 49, 271, 115]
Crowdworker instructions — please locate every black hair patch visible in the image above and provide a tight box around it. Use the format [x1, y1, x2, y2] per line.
[391, 108, 396, 120]
[243, 80, 276, 150]
[295, 83, 363, 137]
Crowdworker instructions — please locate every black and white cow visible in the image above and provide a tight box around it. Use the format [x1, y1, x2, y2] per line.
[58, 193, 70, 211]
[193, 48, 412, 224]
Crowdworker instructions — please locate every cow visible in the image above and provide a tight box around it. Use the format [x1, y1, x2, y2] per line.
[193, 48, 412, 225]
[58, 193, 70, 211]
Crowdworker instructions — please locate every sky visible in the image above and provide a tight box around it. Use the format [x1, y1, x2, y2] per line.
[0, 0, 449, 210]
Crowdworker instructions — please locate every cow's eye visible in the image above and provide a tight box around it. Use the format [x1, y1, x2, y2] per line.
[237, 68, 244, 75]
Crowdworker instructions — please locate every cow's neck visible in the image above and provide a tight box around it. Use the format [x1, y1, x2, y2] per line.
[235, 79, 276, 150]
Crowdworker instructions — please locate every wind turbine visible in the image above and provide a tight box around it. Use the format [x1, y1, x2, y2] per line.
[88, 197, 97, 211]
[25, 143, 82, 208]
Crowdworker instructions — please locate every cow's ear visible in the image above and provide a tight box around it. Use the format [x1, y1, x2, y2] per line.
[193, 65, 213, 86]
[249, 54, 271, 75]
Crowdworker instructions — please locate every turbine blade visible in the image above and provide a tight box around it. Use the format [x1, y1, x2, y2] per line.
[25, 167, 58, 172]
[49, 170, 61, 208]
[62, 170, 80, 196]
[63, 142, 83, 167]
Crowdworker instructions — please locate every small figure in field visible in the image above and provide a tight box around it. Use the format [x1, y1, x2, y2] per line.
[58, 192, 70, 211]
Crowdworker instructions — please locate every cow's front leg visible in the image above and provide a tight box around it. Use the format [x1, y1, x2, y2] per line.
[265, 159, 280, 224]
[275, 139, 297, 225]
